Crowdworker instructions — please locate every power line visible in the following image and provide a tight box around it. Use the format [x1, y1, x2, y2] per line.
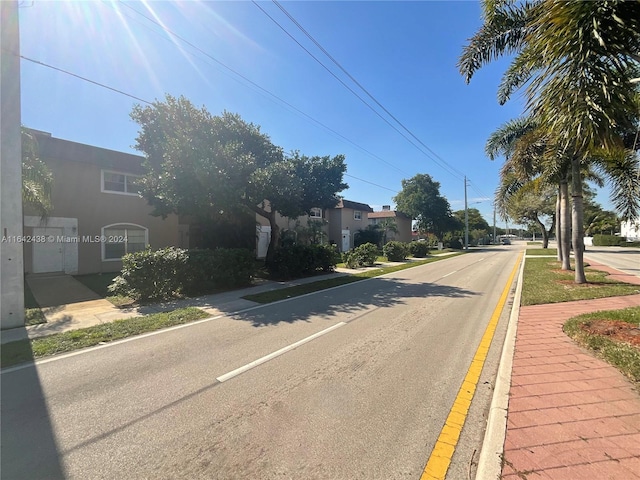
[344, 174, 399, 194]
[15, 52, 153, 105]
[112, 1, 409, 177]
[13, 55, 404, 197]
[252, 0, 440, 177]
[267, 0, 471, 182]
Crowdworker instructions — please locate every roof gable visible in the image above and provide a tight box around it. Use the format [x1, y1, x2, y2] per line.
[336, 199, 373, 212]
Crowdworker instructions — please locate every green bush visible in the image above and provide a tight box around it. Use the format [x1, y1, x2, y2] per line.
[109, 247, 255, 301]
[267, 244, 340, 279]
[109, 247, 187, 301]
[622, 241, 640, 247]
[408, 241, 429, 257]
[343, 242, 378, 268]
[592, 234, 624, 246]
[383, 241, 408, 261]
[446, 238, 463, 250]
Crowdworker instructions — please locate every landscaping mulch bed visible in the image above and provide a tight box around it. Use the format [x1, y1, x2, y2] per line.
[581, 320, 640, 348]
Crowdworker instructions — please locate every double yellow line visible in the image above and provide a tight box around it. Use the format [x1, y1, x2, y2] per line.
[421, 252, 523, 480]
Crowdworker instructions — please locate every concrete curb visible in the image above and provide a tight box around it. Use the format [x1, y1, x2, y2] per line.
[475, 255, 526, 480]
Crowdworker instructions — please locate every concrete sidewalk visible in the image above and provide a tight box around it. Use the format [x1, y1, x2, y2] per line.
[1, 271, 353, 345]
[499, 261, 640, 479]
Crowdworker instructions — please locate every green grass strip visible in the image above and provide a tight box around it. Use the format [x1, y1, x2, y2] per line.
[564, 307, 640, 384]
[243, 253, 464, 304]
[522, 257, 640, 306]
[1, 307, 208, 369]
[525, 248, 558, 256]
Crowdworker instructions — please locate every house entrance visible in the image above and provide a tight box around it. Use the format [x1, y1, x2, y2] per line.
[32, 227, 64, 273]
[341, 229, 350, 252]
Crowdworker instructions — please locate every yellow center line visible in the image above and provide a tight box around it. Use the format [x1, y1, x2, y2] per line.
[420, 252, 523, 480]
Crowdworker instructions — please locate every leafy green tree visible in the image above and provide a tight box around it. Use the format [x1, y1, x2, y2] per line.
[130, 95, 347, 262]
[505, 181, 556, 248]
[452, 208, 490, 246]
[21, 127, 53, 217]
[393, 174, 454, 240]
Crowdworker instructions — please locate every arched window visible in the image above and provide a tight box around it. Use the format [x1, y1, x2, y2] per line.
[101, 223, 148, 261]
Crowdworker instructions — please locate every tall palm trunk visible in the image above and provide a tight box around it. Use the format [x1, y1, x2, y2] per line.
[571, 158, 587, 283]
[555, 188, 562, 261]
[559, 178, 571, 270]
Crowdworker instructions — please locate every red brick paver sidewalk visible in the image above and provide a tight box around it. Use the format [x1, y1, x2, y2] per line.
[502, 294, 640, 480]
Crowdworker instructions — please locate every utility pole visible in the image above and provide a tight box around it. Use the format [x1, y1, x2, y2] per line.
[1, 0, 25, 329]
[493, 204, 496, 245]
[464, 176, 469, 251]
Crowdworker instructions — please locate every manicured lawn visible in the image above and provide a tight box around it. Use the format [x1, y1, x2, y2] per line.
[564, 307, 640, 384]
[243, 253, 464, 304]
[521, 257, 640, 306]
[1, 307, 208, 369]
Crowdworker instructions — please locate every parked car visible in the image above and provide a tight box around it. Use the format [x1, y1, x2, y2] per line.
[501, 238, 511, 245]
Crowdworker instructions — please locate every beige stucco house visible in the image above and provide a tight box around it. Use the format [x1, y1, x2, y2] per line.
[256, 199, 373, 256]
[23, 130, 188, 275]
[368, 206, 413, 243]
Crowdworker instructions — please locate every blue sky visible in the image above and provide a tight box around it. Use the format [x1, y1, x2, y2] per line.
[18, 1, 613, 226]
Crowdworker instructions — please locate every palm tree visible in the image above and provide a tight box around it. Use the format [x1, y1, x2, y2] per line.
[21, 127, 53, 218]
[461, 0, 640, 283]
[377, 217, 399, 245]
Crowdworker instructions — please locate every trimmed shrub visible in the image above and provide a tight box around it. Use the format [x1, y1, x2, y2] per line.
[383, 241, 408, 261]
[622, 241, 640, 247]
[343, 242, 378, 268]
[267, 244, 340, 279]
[592, 234, 624, 246]
[109, 247, 255, 301]
[446, 238, 463, 250]
[409, 241, 429, 258]
[109, 247, 187, 301]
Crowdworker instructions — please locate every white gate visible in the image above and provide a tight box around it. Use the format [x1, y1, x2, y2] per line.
[257, 226, 271, 259]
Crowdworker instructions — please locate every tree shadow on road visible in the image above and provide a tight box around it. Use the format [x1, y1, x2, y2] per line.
[230, 277, 478, 327]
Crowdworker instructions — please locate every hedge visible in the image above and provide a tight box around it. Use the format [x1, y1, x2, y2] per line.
[592, 234, 624, 246]
[109, 247, 255, 301]
[267, 244, 341, 279]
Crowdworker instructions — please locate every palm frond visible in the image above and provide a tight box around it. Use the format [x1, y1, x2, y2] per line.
[21, 127, 53, 217]
[458, 2, 538, 83]
[485, 116, 538, 160]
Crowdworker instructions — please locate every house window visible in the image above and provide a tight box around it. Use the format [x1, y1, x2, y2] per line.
[102, 170, 142, 195]
[310, 208, 322, 218]
[354, 211, 362, 220]
[102, 224, 148, 261]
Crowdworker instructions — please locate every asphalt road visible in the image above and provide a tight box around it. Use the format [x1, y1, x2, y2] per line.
[583, 246, 640, 278]
[1, 246, 522, 480]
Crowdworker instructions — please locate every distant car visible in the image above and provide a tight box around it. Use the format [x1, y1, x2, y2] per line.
[501, 238, 511, 245]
